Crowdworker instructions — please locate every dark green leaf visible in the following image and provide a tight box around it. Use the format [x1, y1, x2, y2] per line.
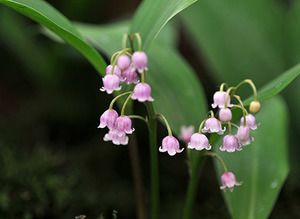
[0, 0, 106, 74]
[130, 0, 197, 51]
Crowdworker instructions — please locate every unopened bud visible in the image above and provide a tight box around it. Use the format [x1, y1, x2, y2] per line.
[249, 101, 261, 114]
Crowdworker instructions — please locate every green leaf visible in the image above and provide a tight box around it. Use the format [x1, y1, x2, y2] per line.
[181, 0, 285, 87]
[130, 0, 197, 51]
[215, 96, 289, 219]
[0, 0, 106, 74]
[243, 63, 300, 105]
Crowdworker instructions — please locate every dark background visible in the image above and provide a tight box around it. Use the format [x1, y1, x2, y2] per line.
[0, 0, 299, 218]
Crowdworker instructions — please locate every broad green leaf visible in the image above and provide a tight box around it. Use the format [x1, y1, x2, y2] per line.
[0, 0, 106, 74]
[130, 0, 197, 51]
[181, 0, 285, 87]
[214, 96, 289, 219]
[243, 63, 300, 105]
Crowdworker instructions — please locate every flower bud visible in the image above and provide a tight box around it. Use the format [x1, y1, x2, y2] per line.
[249, 101, 261, 114]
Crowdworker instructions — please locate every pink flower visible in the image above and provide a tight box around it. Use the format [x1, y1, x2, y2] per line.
[219, 135, 241, 152]
[235, 126, 254, 146]
[220, 172, 242, 192]
[159, 136, 184, 156]
[131, 83, 154, 102]
[100, 74, 122, 94]
[202, 118, 225, 135]
[240, 114, 260, 130]
[219, 108, 232, 122]
[211, 91, 233, 109]
[114, 116, 135, 136]
[98, 109, 118, 130]
[188, 133, 211, 150]
[117, 55, 131, 70]
[105, 65, 121, 79]
[103, 130, 129, 145]
[132, 51, 148, 73]
[179, 125, 194, 143]
[122, 68, 139, 85]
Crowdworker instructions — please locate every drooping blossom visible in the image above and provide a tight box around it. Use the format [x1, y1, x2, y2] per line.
[179, 125, 194, 143]
[117, 55, 131, 71]
[132, 51, 148, 73]
[98, 109, 118, 130]
[122, 68, 139, 85]
[220, 172, 242, 192]
[188, 133, 211, 151]
[235, 126, 254, 146]
[159, 136, 184, 156]
[202, 118, 225, 135]
[219, 135, 241, 152]
[240, 114, 260, 130]
[103, 130, 129, 145]
[131, 83, 154, 102]
[114, 116, 135, 136]
[211, 91, 233, 109]
[100, 74, 122, 94]
[219, 108, 232, 122]
[105, 65, 122, 79]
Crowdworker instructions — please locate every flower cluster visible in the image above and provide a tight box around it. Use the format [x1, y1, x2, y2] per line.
[98, 33, 262, 192]
[179, 80, 261, 191]
[98, 33, 154, 145]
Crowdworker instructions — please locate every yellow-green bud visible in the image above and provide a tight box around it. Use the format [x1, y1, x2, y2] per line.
[249, 101, 261, 114]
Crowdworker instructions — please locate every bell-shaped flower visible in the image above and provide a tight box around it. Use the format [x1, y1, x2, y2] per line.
[219, 135, 241, 152]
[105, 65, 122, 79]
[235, 126, 254, 146]
[188, 133, 211, 151]
[179, 125, 194, 143]
[202, 118, 225, 135]
[122, 68, 139, 85]
[98, 109, 118, 130]
[211, 91, 233, 109]
[117, 55, 131, 71]
[103, 130, 129, 145]
[114, 116, 135, 137]
[219, 108, 232, 122]
[220, 172, 242, 192]
[131, 83, 154, 102]
[132, 51, 148, 73]
[159, 136, 184, 156]
[100, 74, 122, 94]
[240, 114, 260, 130]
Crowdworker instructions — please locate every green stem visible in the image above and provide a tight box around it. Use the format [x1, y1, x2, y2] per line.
[128, 115, 148, 124]
[122, 33, 130, 50]
[228, 122, 232, 135]
[235, 79, 258, 101]
[233, 95, 248, 126]
[145, 102, 159, 219]
[131, 33, 142, 51]
[220, 83, 229, 92]
[109, 92, 132, 110]
[121, 93, 133, 116]
[197, 119, 206, 134]
[141, 70, 146, 83]
[183, 151, 206, 219]
[204, 152, 228, 172]
[154, 114, 172, 136]
[224, 87, 235, 109]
